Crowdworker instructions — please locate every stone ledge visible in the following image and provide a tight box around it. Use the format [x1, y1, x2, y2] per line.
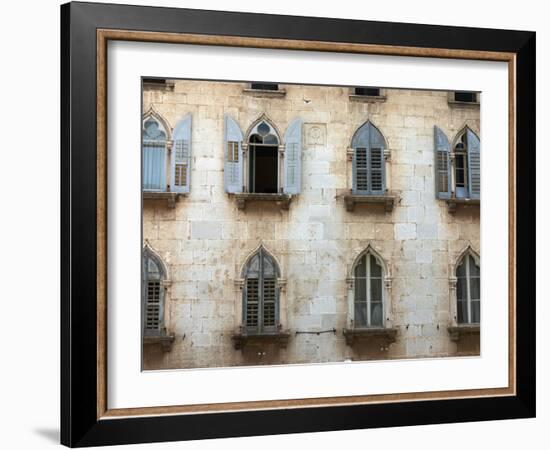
[348, 94, 387, 103]
[143, 81, 175, 91]
[242, 89, 286, 98]
[447, 100, 480, 107]
[234, 193, 292, 210]
[143, 333, 175, 352]
[445, 198, 480, 214]
[448, 325, 480, 342]
[343, 194, 396, 212]
[232, 331, 291, 350]
[143, 191, 186, 208]
[343, 327, 398, 346]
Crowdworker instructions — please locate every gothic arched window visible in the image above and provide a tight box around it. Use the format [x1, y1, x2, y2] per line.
[242, 248, 280, 335]
[351, 121, 387, 195]
[456, 252, 480, 325]
[142, 248, 166, 336]
[353, 250, 385, 328]
[142, 116, 168, 191]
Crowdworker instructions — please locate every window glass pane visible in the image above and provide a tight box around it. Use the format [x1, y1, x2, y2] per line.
[355, 275, 366, 302]
[370, 255, 382, 277]
[457, 300, 468, 324]
[457, 274, 467, 301]
[456, 258, 466, 278]
[355, 255, 366, 278]
[469, 255, 480, 277]
[246, 254, 260, 277]
[471, 300, 480, 324]
[263, 255, 276, 277]
[370, 302, 383, 327]
[470, 275, 480, 301]
[263, 134, 278, 145]
[370, 274, 382, 302]
[354, 302, 367, 327]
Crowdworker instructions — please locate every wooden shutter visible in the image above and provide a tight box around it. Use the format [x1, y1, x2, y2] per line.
[434, 126, 451, 199]
[369, 148, 384, 193]
[353, 148, 368, 194]
[283, 117, 303, 194]
[143, 253, 165, 336]
[467, 129, 480, 199]
[369, 123, 386, 193]
[224, 114, 243, 193]
[172, 114, 192, 193]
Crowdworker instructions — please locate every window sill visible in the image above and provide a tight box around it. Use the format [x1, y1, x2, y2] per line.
[445, 197, 480, 214]
[234, 193, 292, 210]
[343, 193, 396, 212]
[343, 327, 398, 346]
[143, 333, 175, 352]
[447, 100, 480, 107]
[348, 94, 387, 103]
[231, 331, 291, 350]
[448, 325, 480, 342]
[143, 191, 186, 208]
[242, 88, 286, 98]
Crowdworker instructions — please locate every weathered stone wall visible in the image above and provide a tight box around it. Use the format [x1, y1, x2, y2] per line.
[142, 81, 480, 369]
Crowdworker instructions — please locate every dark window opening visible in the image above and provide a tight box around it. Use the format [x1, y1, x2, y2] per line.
[249, 143, 278, 193]
[251, 82, 279, 91]
[455, 153, 467, 187]
[355, 87, 381, 96]
[143, 78, 167, 85]
[454, 91, 477, 103]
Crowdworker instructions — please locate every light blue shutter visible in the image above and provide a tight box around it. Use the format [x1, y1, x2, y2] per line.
[352, 123, 370, 195]
[434, 126, 451, 199]
[172, 114, 192, 193]
[224, 114, 243, 193]
[142, 119, 167, 191]
[467, 129, 480, 199]
[369, 123, 386, 194]
[283, 117, 303, 194]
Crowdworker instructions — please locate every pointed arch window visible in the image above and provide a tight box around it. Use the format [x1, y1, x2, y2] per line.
[142, 248, 166, 336]
[456, 253, 480, 325]
[453, 128, 480, 199]
[353, 251, 385, 328]
[142, 117, 167, 191]
[242, 248, 280, 335]
[351, 121, 387, 195]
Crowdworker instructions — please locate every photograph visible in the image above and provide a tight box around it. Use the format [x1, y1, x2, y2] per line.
[141, 79, 481, 370]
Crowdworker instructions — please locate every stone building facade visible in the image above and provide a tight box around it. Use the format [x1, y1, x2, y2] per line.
[141, 80, 481, 370]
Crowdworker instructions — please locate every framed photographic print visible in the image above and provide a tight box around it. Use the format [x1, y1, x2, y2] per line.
[60, 1, 536, 447]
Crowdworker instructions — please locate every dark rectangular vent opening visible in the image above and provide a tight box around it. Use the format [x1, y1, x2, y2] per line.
[251, 83, 279, 91]
[454, 91, 477, 103]
[355, 87, 380, 96]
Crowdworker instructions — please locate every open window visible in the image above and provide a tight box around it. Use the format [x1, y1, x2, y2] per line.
[434, 126, 480, 212]
[344, 121, 395, 212]
[142, 111, 192, 207]
[224, 114, 302, 210]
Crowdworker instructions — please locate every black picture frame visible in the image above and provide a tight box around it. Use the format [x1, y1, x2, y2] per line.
[61, 1, 535, 447]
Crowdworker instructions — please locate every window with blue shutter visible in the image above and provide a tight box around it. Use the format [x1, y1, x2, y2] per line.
[172, 114, 192, 193]
[467, 129, 480, 199]
[283, 117, 303, 194]
[142, 248, 166, 336]
[142, 118, 167, 191]
[434, 126, 451, 199]
[242, 248, 280, 335]
[453, 127, 480, 199]
[351, 121, 387, 195]
[224, 115, 243, 193]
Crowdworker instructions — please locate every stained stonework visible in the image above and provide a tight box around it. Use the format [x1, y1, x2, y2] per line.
[142, 80, 480, 370]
